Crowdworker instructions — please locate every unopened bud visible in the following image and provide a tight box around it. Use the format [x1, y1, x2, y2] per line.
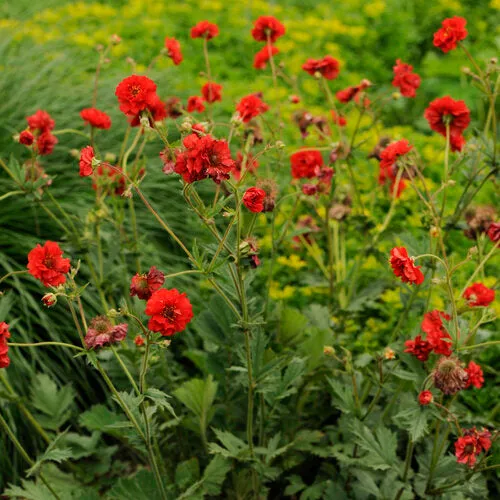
[275, 140, 285, 149]
[107, 308, 120, 318]
[430, 226, 440, 238]
[490, 57, 497, 65]
[180, 117, 194, 132]
[383, 347, 396, 360]
[467, 246, 478, 257]
[392, 92, 401, 100]
[110, 34, 122, 45]
[461, 66, 471, 74]
[323, 346, 335, 356]
[42, 293, 57, 308]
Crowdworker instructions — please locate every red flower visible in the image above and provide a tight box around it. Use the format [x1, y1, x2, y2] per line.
[487, 222, 500, 242]
[450, 133, 466, 152]
[201, 82, 222, 103]
[392, 59, 421, 98]
[290, 95, 300, 104]
[130, 266, 165, 300]
[290, 149, 324, 179]
[424, 96, 470, 141]
[422, 310, 452, 356]
[404, 335, 433, 362]
[145, 288, 194, 336]
[243, 187, 266, 213]
[187, 96, 205, 113]
[253, 45, 279, 69]
[26, 110, 55, 133]
[330, 110, 347, 127]
[302, 56, 340, 80]
[465, 428, 491, 454]
[336, 79, 371, 104]
[134, 335, 145, 347]
[463, 283, 495, 307]
[129, 94, 167, 127]
[232, 152, 259, 181]
[251, 16, 285, 43]
[302, 184, 317, 196]
[455, 435, 478, 468]
[175, 133, 235, 184]
[19, 130, 34, 145]
[84, 316, 128, 349]
[92, 165, 126, 196]
[433, 16, 467, 53]
[0, 322, 11, 369]
[236, 94, 269, 123]
[79, 146, 96, 177]
[27, 241, 71, 287]
[389, 247, 424, 285]
[80, 108, 112, 129]
[115, 75, 158, 116]
[35, 132, 58, 156]
[379, 139, 412, 197]
[164, 37, 183, 65]
[190, 20, 219, 40]
[418, 390, 433, 406]
[465, 361, 484, 389]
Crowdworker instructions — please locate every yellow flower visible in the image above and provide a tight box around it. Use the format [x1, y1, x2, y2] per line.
[269, 281, 295, 300]
[364, 1, 386, 17]
[277, 254, 307, 270]
[491, 0, 500, 9]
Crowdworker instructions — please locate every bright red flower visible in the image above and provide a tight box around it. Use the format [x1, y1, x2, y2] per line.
[26, 110, 55, 133]
[418, 390, 433, 406]
[330, 110, 347, 127]
[201, 82, 222, 103]
[487, 222, 500, 242]
[290, 95, 301, 104]
[422, 310, 452, 356]
[389, 247, 424, 285]
[190, 20, 219, 40]
[134, 335, 145, 347]
[449, 133, 466, 152]
[19, 130, 34, 145]
[236, 94, 269, 123]
[145, 288, 194, 336]
[392, 59, 421, 98]
[290, 150, 324, 179]
[379, 139, 412, 197]
[35, 132, 58, 156]
[336, 79, 371, 104]
[115, 75, 158, 116]
[0, 322, 11, 369]
[463, 283, 495, 307]
[433, 16, 467, 53]
[84, 316, 128, 349]
[27, 241, 71, 287]
[404, 335, 433, 362]
[164, 37, 183, 65]
[80, 107, 112, 129]
[232, 151, 259, 181]
[79, 146, 96, 177]
[465, 428, 491, 454]
[455, 435, 478, 468]
[187, 96, 206, 113]
[92, 165, 126, 196]
[424, 96, 470, 141]
[243, 187, 266, 213]
[253, 45, 279, 69]
[130, 266, 165, 300]
[251, 16, 286, 43]
[302, 56, 340, 80]
[129, 94, 167, 127]
[465, 361, 484, 389]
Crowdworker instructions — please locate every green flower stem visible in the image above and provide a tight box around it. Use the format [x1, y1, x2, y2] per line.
[45, 191, 80, 243]
[460, 242, 498, 296]
[7, 342, 83, 351]
[439, 124, 451, 222]
[111, 345, 140, 396]
[459, 340, 500, 351]
[66, 299, 85, 345]
[52, 128, 90, 139]
[121, 126, 143, 175]
[394, 440, 414, 500]
[0, 269, 29, 286]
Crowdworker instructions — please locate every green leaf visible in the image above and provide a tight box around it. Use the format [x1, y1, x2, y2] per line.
[4, 480, 56, 500]
[145, 387, 176, 418]
[278, 307, 308, 345]
[27, 431, 73, 477]
[175, 458, 200, 490]
[107, 469, 163, 500]
[202, 455, 231, 495]
[393, 395, 430, 442]
[209, 429, 249, 460]
[79, 404, 127, 432]
[327, 377, 356, 414]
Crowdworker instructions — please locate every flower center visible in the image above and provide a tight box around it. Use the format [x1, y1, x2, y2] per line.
[130, 85, 141, 97]
[43, 257, 54, 269]
[163, 305, 177, 322]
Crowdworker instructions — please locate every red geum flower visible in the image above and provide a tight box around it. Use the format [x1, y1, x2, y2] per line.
[379, 139, 412, 197]
[392, 59, 421, 98]
[164, 37, 183, 65]
[290, 149, 324, 179]
[251, 16, 286, 43]
[243, 187, 266, 213]
[0, 322, 11, 369]
[145, 288, 194, 336]
[201, 82, 222, 104]
[253, 45, 279, 69]
[232, 151, 259, 181]
[187, 96, 205, 113]
[455, 435, 478, 468]
[302, 56, 340, 80]
[404, 335, 433, 362]
[190, 20, 219, 40]
[422, 310, 452, 356]
[80, 107, 112, 129]
[389, 247, 424, 285]
[465, 361, 484, 389]
[433, 16, 467, 53]
[19, 130, 34, 146]
[487, 222, 500, 242]
[130, 266, 165, 300]
[418, 390, 433, 405]
[450, 133, 466, 152]
[424, 96, 470, 140]
[290, 95, 300, 104]
[35, 132, 58, 156]
[331, 110, 347, 127]
[134, 335, 145, 347]
[465, 428, 492, 454]
[115, 75, 158, 116]
[79, 146, 96, 177]
[336, 79, 371, 104]
[84, 316, 128, 349]
[236, 94, 269, 123]
[129, 94, 167, 127]
[27, 241, 71, 287]
[463, 283, 495, 307]
[26, 110, 55, 133]
[302, 184, 318, 196]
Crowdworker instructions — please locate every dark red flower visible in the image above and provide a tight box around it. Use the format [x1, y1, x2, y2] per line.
[92, 164, 126, 196]
[232, 152, 259, 181]
[404, 335, 433, 362]
[35, 132, 58, 156]
[418, 390, 433, 405]
[80, 107, 112, 129]
[134, 335, 145, 347]
[26, 110, 55, 133]
[336, 79, 371, 104]
[330, 110, 347, 127]
[84, 316, 128, 349]
[302, 184, 318, 196]
[302, 56, 340, 80]
[164, 37, 183, 65]
[251, 16, 285, 43]
[19, 130, 34, 145]
[27, 241, 70, 287]
[190, 21, 219, 40]
[145, 288, 194, 336]
[187, 96, 205, 113]
[465, 361, 484, 389]
[464, 428, 491, 455]
[256, 178, 278, 212]
[487, 222, 500, 242]
[392, 59, 421, 98]
[290, 149, 324, 179]
[243, 187, 266, 213]
[422, 310, 452, 356]
[389, 247, 424, 285]
[424, 96, 470, 141]
[130, 266, 165, 300]
[165, 97, 183, 119]
[433, 16, 467, 53]
[378, 139, 412, 197]
[201, 82, 222, 103]
[0, 322, 11, 369]
[455, 435, 478, 468]
[253, 45, 279, 69]
[463, 283, 495, 307]
[236, 94, 269, 123]
[79, 146, 96, 177]
[115, 75, 158, 116]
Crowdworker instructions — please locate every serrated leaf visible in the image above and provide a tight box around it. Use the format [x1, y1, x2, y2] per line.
[107, 469, 163, 499]
[327, 377, 356, 414]
[145, 388, 176, 417]
[209, 429, 249, 460]
[27, 431, 73, 477]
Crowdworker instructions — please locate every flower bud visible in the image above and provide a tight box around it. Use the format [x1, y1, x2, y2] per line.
[392, 92, 401, 100]
[275, 140, 285, 149]
[107, 309, 120, 318]
[418, 390, 433, 406]
[323, 346, 335, 356]
[110, 34, 122, 45]
[383, 347, 395, 360]
[430, 226, 440, 238]
[42, 293, 57, 307]
[134, 335, 145, 347]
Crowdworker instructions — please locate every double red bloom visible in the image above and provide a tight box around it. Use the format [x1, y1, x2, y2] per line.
[455, 428, 491, 468]
[201, 82, 222, 103]
[164, 37, 183, 65]
[236, 94, 269, 123]
[145, 288, 194, 336]
[27, 241, 71, 287]
[253, 45, 279, 70]
[0, 322, 10, 369]
[187, 96, 205, 113]
[487, 222, 500, 242]
[80, 107, 112, 129]
[25, 109, 58, 156]
[389, 247, 424, 285]
[191, 21, 219, 40]
[302, 56, 340, 80]
[130, 266, 165, 300]
[19, 130, 34, 146]
[379, 139, 412, 197]
[243, 187, 266, 213]
[463, 283, 495, 307]
[251, 16, 286, 43]
[290, 149, 324, 179]
[404, 335, 433, 362]
[465, 361, 484, 389]
[79, 146, 96, 177]
[84, 316, 128, 349]
[392, 59, 421, 98]
[433, 16, 467, 53]
[336, 79, 371, 105]
[421, 310, 452, 356]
